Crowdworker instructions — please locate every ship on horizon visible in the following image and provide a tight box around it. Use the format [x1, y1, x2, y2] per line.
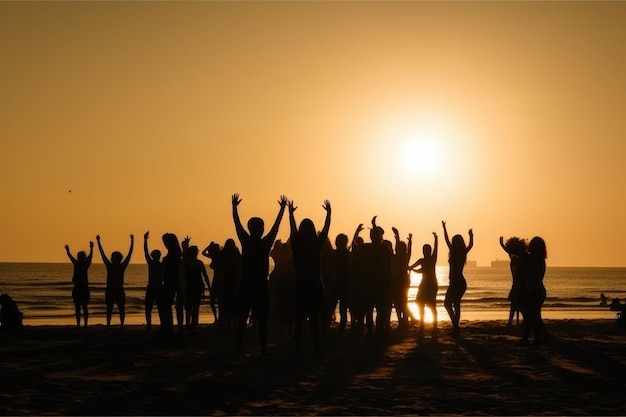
[491, 259, 509, 268]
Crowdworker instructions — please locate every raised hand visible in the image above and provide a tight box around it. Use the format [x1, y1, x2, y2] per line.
[64, 244, 70, 251]
[408, 233, 413, 241]
[469, 229, 474, 237]
[96, 235, 101, 241]
[278, 194, 288, 208]
[322, 200, 331, 212]
[232, 193, 242, 207]
[89, 241, 94, 248]
[144, 231, 150, 240]
[130, 234, 134, 241]
[288, 200, 297, 213]
[442, 220, 447, 228]
[392, 227, 399, 237]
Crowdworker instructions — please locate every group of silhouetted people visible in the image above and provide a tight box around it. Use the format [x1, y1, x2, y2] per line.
[65, 193, 551, 354]
[499, 235, 549, 345]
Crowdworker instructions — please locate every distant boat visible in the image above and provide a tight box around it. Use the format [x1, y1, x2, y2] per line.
[491, 259, 509, 268]
[466, 260, 478, 268]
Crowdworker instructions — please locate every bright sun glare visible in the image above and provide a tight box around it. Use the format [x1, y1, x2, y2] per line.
[397, 134, 444, 178]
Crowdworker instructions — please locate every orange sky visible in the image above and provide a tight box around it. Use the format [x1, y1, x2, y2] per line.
[1, 1, 625, 266]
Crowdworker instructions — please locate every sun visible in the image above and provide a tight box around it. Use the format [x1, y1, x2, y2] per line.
[397, 133, 445, 178]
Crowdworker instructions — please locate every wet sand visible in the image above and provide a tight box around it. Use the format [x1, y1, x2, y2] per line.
[1, 319, 625, 415]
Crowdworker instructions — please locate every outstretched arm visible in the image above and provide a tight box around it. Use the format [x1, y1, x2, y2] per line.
[466, 229, 474, 253]
[409, 258, 423, 270]
[267, 195, 288, 241]
[432, 232, 439, 264]
[96, 235, 110, 266]
[442, 221, 452, 249]
[319, 200, 331, 241]
[231, 193, 248, 241]
[65, 245, 77, 264]
[123, 234, 134, 267]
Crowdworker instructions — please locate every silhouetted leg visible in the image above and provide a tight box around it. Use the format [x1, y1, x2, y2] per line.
[145, 295, 152, 330]
[120, 301, 126, 328]
[83, 304, 89, 327]
[74, 301, 80, 327]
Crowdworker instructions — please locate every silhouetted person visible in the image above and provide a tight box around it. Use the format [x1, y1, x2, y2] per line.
[221, 238, 242, 331]
[232, 193, 288, 356]
[183, 239, 210, 329]
[0, 294, 23, 332]
[391, 227, 415, 328]
[442, 221, 473, 332]
[159, 233, 183, 332]
[269, 239, 295, 335]
[288, 199, 331, 356]
[349, 224, 367, 331]
[499, 236, 527, 326]
[600, 293, 608, 307]
[65, 241, 94, 327]
[202, 242, 222, 324]
[329, 233, 352, 332]
[359, 216, 393, 335]
[143, 231, 163, 330]
[609, 297, 622, 311]
[409, 232, 438, 337]
[96, 234, 134, 328]
[518, 236, 548, 346]
[320, 237, 334, 333]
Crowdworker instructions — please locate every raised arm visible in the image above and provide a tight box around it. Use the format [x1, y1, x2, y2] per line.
[499, 236, 510, 254]
[231, 193, 248, 241]
[96, 235, 110, 266]
[407, 233, 413, 260]
[319, 200, 332, 241]
[288, 200, 298, 238]
[266, 195, 288, 241]
[143, 231, 151, 262]
[392, 227, 401, 253]
[432, 232, 439, 264]
[442, 221, 452, 249]
[466, 229, 474, 253]
[122, 234, 134, 267]
[351, 223, 364, 250]
[87, 241, 94, 264]
[65, 245, 77, 264]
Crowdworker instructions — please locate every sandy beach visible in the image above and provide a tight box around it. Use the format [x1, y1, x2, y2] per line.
[1, 318, 625, 416]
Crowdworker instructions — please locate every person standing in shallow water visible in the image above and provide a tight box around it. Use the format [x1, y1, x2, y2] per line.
[409, 232, 438, 337]
[143, 231, 163, 330]
[65, 241, 94, 327]
[499, 236, 527, 326]
[96, 234, 134, 328]
[232, 193, 288, 356]
[442, 221, 473, 332]
[519, 236, 548, 346]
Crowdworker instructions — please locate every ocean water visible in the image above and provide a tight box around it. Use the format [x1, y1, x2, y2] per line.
[0, 263, 624, 326]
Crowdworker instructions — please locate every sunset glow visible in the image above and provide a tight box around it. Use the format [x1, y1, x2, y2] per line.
[1, 2, 626, 266]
